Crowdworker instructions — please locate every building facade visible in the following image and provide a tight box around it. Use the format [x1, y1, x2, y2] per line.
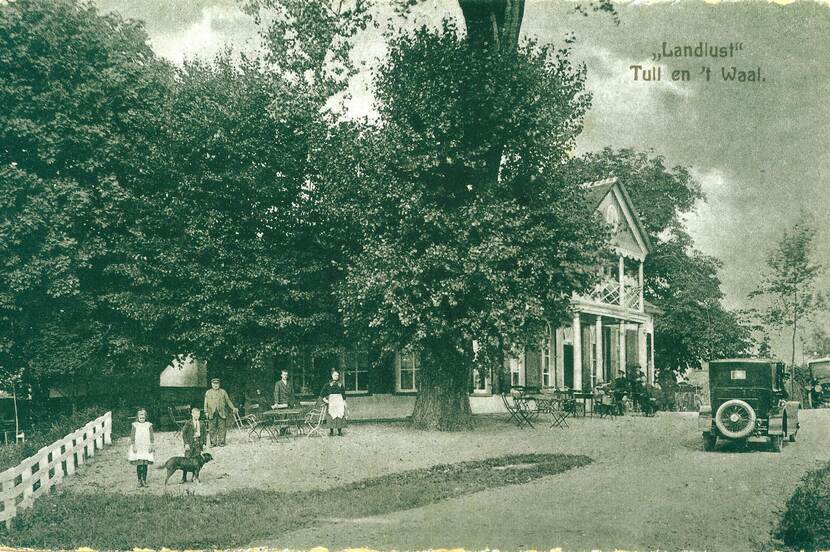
[496, 177, 658, 395]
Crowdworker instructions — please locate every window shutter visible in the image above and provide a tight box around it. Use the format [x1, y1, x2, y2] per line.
[626, 329, 640, 370]
[525, 348, 541, 388]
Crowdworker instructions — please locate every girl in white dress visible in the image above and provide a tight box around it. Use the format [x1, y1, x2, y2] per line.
[128, 408, 155, 487]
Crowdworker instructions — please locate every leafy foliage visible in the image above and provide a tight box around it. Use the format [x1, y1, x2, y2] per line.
[332, 22, 608, 427]
[749, 214, 824, 367]
[0, 0, 174, 395]
[776, 460, 830, 550]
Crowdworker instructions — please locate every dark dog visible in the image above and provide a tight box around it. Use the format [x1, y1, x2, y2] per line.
[155, 453, 213, 485]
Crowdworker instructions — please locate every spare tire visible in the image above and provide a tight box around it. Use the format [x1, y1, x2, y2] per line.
[715, 399, 756, 439]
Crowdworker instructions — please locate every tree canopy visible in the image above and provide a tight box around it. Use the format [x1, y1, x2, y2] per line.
[0, 0, 173, 400]
[330, 22, 608, 428]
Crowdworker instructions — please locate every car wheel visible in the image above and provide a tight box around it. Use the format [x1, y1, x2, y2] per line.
[715, 399, 757, 439]
[789, 432, 797, 443]
[770, 434, 783, 452]
[703, 432, 717, 452]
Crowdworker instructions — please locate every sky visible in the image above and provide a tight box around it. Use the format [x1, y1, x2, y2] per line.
[95, 0, 830, 361]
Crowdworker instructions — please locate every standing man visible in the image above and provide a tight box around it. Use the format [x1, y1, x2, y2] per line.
[203, 377, 238, 447]
[272, 369, 299, 409]
[272, 369, 299, 435]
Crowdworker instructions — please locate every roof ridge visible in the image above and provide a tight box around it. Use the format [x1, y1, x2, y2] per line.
[579, 176, 618, 189]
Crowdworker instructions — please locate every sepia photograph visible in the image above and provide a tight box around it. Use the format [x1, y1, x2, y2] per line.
[1, 0, 829, 550]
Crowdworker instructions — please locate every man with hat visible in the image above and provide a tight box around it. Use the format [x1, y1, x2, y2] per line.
[203, 377, 238, 447]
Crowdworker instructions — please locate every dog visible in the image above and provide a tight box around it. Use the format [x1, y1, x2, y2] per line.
[155, 452, 213, 485]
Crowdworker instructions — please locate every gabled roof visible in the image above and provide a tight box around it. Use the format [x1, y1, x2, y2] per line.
[581, 176, 653, 255]
[583, 177, 616, 209]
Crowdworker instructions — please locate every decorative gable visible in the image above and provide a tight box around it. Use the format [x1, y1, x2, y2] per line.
[583, 177, 651, 260]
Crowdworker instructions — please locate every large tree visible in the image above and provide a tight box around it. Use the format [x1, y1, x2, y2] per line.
[332, 23, 607, 429]
[568, 148, 753, 375]
[0, 0, 173, 406]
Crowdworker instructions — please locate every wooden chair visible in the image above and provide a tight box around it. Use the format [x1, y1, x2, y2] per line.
[168, 405, 191, 434]
[302, 401, 327, 438]
[233, 410, 258, 432]
[537, 393, 569, 429]
[501, 393, 534, 429]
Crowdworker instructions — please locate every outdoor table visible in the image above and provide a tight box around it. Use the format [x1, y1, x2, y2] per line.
[249, 408, 305, 440]
[572, 391, 592, 417]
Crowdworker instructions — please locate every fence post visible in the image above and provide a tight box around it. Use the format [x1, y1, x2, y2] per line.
[104, 411, 112, 445]
[85, 422, 95, 459]
[1, 467, 16, 530]
[94, 419, 104, 451]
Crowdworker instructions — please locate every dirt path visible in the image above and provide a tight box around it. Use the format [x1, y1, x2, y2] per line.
[257, 410, 830, 551]
[65, 410, 829, 550]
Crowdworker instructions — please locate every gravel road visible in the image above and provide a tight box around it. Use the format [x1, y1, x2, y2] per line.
[65, 410, 830, 551]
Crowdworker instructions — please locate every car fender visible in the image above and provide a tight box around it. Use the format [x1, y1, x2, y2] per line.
[768, 414, 784, 435]
[785, 400, 800, 431]
[698, 405, 712, 432]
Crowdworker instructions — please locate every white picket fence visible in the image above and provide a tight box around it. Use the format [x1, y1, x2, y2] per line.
[0, 411, 112, 528]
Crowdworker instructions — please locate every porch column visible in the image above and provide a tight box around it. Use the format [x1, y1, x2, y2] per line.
[555, 328, 565, 388]
[638, 261, 644, 311]
[619, 322, 627, 374]
[619, 256, 625, 307]
[595, 316, 603, 384]
[650, 332, 656, 384]
[572, 314, 582, 390]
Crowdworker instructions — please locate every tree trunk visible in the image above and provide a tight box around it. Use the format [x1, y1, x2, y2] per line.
[458, 0, 526, 186]
[410, 336, 474, 430]
[458, 0, 525, 52]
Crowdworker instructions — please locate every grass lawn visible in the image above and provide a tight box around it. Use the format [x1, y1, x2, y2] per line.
[3, 453, 590, 549]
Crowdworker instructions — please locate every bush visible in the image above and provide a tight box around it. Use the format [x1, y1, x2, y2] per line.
[776, 462, 830, 549]
[0, 407, 122, 472]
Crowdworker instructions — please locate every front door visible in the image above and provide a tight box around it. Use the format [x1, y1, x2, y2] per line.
[563, 344, 574, 388]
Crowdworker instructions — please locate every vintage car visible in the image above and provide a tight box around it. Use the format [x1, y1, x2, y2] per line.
[807, 357, 830, 407]
[699, 359, 799, 452]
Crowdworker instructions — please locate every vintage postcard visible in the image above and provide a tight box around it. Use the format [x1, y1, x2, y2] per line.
[0, 0, 828, 550]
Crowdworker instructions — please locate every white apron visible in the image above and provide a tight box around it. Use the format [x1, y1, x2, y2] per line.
[327, 393, 346, 419]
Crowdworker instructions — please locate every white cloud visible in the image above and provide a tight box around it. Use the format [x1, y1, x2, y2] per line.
[576, 47, 694, 152]
[584, 46, 692, 107]
[150, 5, 253, 65]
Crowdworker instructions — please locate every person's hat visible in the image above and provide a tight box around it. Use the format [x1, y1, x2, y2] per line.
[211, 377, 220, 384]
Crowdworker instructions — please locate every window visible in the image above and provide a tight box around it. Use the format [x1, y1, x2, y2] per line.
[396, 352, 419, 392]
[472, 365, 491, 394]
[730, 370, 746, 381]
[509, 357, 524, 387]
[291, 353, 316, 396]
[542, 325, 554, 388]
[341, 350, 369, 394]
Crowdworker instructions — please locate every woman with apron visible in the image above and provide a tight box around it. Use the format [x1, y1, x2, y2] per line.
[320, 370, 348, 436]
